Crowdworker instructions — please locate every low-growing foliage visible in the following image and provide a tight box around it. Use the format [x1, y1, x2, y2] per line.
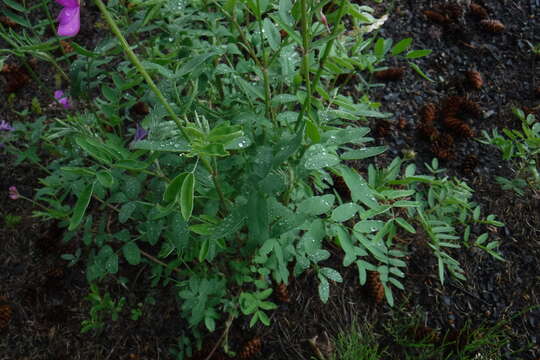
[330, 322, 385, 360]
[479, 108, 540, 196]
[81, 283, 125, 334]
[2, 212, 22, 228]
[384, 305, 539, 360]
[1, 0, 506, 356]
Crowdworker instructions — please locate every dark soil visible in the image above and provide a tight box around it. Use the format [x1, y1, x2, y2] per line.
[1, 0, 539, 359]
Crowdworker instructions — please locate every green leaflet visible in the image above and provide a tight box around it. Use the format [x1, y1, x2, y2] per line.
[122, 242, 141, 265]
[68, 182, 95, 231]
[96, 170, 114, 188]
[164, 172, 189, 203]
[180, 173, 195, 221]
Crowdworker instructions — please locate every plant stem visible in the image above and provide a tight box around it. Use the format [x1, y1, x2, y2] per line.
[296, 0, 312, 131]
[212, 157, 229, 211]
[140, 249, 183, 274]
[312, 0, 347, 90]
[255, 0, 276, 124]
[41, 1, 69, 57]
[204, 314, 234, 360]
[92, 0, 188, 140]
[295, 0, 347, 130]
[18, 195, 55, 213]
[213, 0, 275, 124]
[93, 0, 226, 208]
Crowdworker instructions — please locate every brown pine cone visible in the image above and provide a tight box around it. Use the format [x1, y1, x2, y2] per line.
[431, 144, 454, 160]
[422, 9, 450, 24]
[441, 96, 465, 118]
[275, 283, 290, 303]
[366, 271, 384, 304]
[469, 3, 488, 19]
[420, 103, 438, 124]
[374, 67, 404, 81]
[442, 117, 474, 137]
[431, 133, 455, 160]
[480, 19, 505, 33]
[435, 133, 454, 148]
[465, 70, 483, 89]
[462, 155, 478, 175]
[0, 297, 12, 330]
[238, 337, 262, 359]
[461, 98, 483, 119]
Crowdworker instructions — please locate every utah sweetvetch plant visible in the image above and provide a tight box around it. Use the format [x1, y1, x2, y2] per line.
[3, 0, 503, 357]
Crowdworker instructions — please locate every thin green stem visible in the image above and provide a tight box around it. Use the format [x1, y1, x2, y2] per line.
[295, 0, 347, 130]
[93, 0, 227, 209]
[213, 0, 275, 124]
[92, 0, 188, 140]
[18, 195, 55, 213]
[313, 0, 347, 89]
[254, 0, 276, 124]
[214, 1, 261, 68]
[297, 0, 312, 130]
[211, 157, 229, 211]
[41, 1, 67, 54]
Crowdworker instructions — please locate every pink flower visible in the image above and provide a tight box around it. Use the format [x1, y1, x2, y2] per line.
[54, 90, 72, 109]
[56, 0, 80, 37]
[8, 186, 19, 200]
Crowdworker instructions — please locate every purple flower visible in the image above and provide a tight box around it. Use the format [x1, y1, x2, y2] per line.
[56, 0, 80, 37]
[0, 120, 13, 131]
[8, 186, 19, 200]
[133, 122, 148, 142]
[54, 90, 72, 109]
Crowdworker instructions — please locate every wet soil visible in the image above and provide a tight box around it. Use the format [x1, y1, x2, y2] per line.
[1, 0, 539, 359]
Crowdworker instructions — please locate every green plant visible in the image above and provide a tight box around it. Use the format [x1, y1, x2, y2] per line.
[81, 283, 126, 334]
[330, 322, 386, 360]
[2, 0, 505, 357]
[384, 306, 540, 360]
[60, 247, 82, 266]
[2, 213, 22, 228]
[239, 288, 278, 327]
[413, 159, 505, 278]
[479, 108, 540, 196]
[130, 302, 143, 321]
[525, 40, 540, 56]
